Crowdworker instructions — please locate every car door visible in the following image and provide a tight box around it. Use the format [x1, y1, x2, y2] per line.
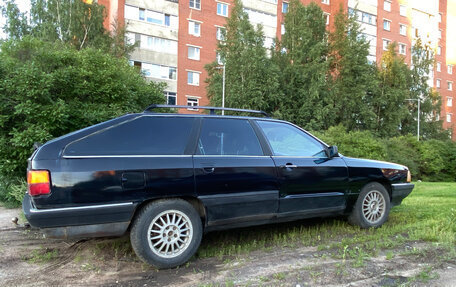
[255, 120, 349, 217]
[194, 118, 278, 228]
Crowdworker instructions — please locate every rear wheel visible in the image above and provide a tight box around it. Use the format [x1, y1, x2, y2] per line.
[130, 199, 202, 268]
[348, 182, 391, 228]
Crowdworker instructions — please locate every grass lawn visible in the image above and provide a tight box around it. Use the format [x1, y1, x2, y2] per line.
[196, 182, 456, 262]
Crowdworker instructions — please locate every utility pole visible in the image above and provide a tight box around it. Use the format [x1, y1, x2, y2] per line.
[215, 65, 226, 115]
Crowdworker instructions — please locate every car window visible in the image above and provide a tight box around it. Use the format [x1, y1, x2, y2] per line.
[257, 121, 326, 157]
[64, 117, 194, 156]
[196, 118, 263, 156]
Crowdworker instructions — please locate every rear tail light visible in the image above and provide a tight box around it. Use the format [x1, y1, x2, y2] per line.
[27, 170, 51, 196]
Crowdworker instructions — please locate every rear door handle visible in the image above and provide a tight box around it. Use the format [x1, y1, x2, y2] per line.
[280, 163, 298, 168]
[203, 167, 215, 173]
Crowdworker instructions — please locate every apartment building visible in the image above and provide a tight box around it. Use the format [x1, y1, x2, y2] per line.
[99, 0, 456, 138]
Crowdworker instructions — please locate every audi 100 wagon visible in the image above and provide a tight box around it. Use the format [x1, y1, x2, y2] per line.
[23, 105, 414, 268]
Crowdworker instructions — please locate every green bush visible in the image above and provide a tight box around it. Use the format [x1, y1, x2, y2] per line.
[317, 126, 456, 182]
[313, 125, 387, 160]
[0, 175, 27, 207]
[0, 37, 165, 178]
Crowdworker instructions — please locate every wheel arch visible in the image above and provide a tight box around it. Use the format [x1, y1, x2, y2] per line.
[129, 196, 207, 231]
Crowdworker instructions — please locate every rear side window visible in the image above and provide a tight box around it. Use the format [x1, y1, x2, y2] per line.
[64, 117, 194, 156]
[257, 120, 325, 157]
[196, 118, 263, 156]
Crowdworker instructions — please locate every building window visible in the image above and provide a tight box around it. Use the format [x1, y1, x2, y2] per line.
[165, 92, 177, 105]
[216, 52, 224, 65]
[438, 13, 442, 23]
[281, 23, 285, 35]
[322, 0, 329, 5]
[140, 35, 178, 54]
[437, 46, 442, 55]
[384, 1, 391, 12]
[448, 81, 453, 91]
[216, 27, 225, 41]
[437, 62, 441, 72]
[447, 113, 452, 123]
[138, 8, 146, 21]
[438, 29, 442, 39]
[217, 2, 228, 17]
[141, 62, 177, 80]
[188, 46, 200, 60]
[436, 79, 441, 88]
[399, 24, 407, 36]
[282, 2, 288, 13]
[383, 39, 391, 50]
[324, 13, 330, 25]
[448, 97, 453, 107]
[187, 71, 200, 86]
[399, 44, 406, 55]
[400, 5, 406, 16]
[190, 0, 201, 9]
[448, 65, 453, 74]
[188, 21, 201, 37]
[383, 19, 391, 31]
[187, 97, 199, 110]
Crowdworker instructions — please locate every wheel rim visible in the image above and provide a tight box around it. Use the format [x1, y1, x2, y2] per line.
[362, 190, 386, 224]
[147, 210, 193, 259]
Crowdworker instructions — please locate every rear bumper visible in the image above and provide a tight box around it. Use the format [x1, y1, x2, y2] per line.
[22, 193, 137, 239]
[391, 183, 414, 206]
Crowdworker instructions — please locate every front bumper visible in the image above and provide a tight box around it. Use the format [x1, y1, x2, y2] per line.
[22, 193, 137, 239]
[391, 183, 414, 206]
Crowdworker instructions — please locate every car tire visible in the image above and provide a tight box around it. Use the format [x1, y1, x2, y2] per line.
[130, 199, 203, 269]
[348, 182, 391, 228]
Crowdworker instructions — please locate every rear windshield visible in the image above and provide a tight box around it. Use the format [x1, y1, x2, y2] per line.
[64, 116, 194, 156]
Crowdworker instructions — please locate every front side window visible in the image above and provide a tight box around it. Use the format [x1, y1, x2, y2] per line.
[197, 119, 263, 156]
[64, 117, 194, 156]
[257, 121, 325, 157]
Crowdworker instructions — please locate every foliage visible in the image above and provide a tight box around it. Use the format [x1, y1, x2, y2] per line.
[317, 125, 456, 181]
[0, 37, 165, 178]
[327, 7, 377, 131]
[401, 39, 446, 139]
[313, 125, 387, 160]
[371, 43, 410, 137]
[205, 0, 281, 114]
[271, 0, 330, 130]
[1, 0, 133, 56]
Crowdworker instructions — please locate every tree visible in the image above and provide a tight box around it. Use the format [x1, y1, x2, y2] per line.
[328, 7, 377, 130]
[205, 0, 281, 114]
[371, 43, 410, 137]
[0, 37, 165, 177]
[1, 0, 133, 56]
[272, 0, 330, 130]
[401, 38, 447, 139]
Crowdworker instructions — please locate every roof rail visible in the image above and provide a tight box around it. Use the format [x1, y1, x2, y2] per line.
[143, 104, 270, 117]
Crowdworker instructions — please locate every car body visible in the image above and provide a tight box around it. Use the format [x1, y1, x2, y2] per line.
[23, 105, 414, 268]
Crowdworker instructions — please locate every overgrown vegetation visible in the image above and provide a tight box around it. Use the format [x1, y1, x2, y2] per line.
[0, 1, 166, 205]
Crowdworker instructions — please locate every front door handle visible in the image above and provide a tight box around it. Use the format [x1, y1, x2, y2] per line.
[203, 167, 215, 173]
[280, 163, 298, 169]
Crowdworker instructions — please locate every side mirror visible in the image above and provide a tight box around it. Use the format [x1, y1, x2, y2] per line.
[325, 145, 338, 159]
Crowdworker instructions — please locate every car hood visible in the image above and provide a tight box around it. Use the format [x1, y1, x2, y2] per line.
[342, 156, 408, 171]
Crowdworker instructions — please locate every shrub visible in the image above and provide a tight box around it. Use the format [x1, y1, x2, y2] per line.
[0, 37, 165, 178]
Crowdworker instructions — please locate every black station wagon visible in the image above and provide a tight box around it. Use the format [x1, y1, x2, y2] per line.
[23, 105, 414, 268]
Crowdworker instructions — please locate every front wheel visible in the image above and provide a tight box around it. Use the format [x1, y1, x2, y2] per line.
[348, 182, 391, 228]
[130, 199, 203, 269]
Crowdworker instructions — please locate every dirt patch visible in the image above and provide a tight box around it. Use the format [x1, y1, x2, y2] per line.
[0, 206, 455, 286]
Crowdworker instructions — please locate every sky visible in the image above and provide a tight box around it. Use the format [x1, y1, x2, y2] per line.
[0, 0, 31, 39]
